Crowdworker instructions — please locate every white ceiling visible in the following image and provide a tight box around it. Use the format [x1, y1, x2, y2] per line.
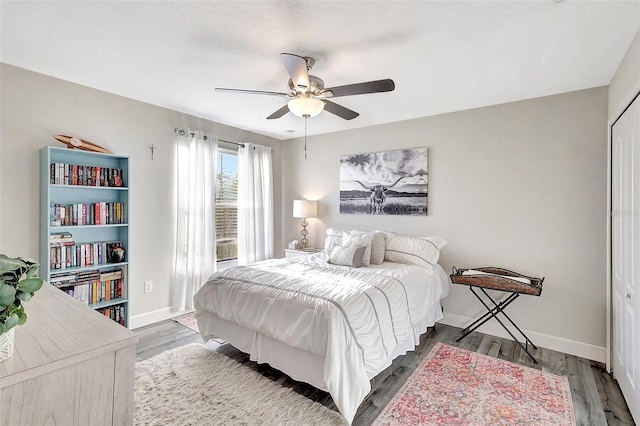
[1, 1, 639, 140]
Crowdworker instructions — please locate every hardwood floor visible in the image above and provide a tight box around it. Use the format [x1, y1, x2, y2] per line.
[135, 320, 635, 426]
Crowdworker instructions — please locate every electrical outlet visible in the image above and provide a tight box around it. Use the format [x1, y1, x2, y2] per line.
[144, 280, 153, 293]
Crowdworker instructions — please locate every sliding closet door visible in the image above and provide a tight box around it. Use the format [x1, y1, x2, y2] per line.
[611, 93, 639, 422]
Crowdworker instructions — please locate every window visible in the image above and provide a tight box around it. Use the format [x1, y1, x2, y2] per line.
[216, 150, 238, 262]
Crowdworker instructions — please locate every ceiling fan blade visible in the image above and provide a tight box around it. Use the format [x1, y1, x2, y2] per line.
[280, 53, 311, 92]
[324, 79, 395, 98]
[215, 88, 289, 97]
[266, 104, 290, 120]
[323, 100, 359, 120]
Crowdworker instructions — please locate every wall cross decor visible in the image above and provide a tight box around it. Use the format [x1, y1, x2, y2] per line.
[148, 144, 157, 161]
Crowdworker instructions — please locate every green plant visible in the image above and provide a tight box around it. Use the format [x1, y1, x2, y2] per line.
[0, 254, 43, 334]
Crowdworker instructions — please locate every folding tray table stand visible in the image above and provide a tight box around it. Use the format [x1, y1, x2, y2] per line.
[450, 267, 544, 363]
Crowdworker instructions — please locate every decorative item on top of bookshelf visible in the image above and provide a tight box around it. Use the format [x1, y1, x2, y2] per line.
[40, 146, 130, 328]
[54, 134, 112, 154]
[0, 255, 44, 361]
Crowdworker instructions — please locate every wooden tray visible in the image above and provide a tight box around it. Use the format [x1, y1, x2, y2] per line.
[451, 266, 544, 296]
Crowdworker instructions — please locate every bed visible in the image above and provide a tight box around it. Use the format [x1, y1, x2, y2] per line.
[194, 234, 450, 424]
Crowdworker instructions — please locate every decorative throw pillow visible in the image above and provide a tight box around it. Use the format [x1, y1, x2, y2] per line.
[384, 234, 447, 274]
[329, 245, 367, 268]
[369, 231, 387, 265]
[324, 228, 344, 253]
[342, 231, 374, 266]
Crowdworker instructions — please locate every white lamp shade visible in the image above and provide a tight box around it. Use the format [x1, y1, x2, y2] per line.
[288, 95, 324, 118]
[293, 199, 318, 218]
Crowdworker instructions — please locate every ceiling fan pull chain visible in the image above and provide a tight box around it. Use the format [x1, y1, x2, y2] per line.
[304, 115, 308, 160]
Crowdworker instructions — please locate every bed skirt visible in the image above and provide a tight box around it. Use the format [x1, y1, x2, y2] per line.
[196, 300, 443, 404]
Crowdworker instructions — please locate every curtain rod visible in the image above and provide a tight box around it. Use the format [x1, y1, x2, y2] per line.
[173, 128, 245, 147]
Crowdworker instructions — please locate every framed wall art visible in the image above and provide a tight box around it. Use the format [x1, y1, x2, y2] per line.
[339, 147, 428, 215]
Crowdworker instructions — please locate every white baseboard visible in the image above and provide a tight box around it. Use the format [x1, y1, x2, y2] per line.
[440, 312, 606, 363]
[130, 307, 175, 330]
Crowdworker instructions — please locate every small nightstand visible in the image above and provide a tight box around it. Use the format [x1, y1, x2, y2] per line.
[284, 248, 322, 258]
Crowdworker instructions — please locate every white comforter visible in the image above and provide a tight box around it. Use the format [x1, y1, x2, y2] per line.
[194, 253, 448, 424]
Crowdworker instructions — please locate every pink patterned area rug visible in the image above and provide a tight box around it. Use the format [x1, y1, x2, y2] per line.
[373, 342, 575, 426]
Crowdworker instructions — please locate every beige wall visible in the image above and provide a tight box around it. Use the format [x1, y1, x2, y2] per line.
[282, 87, 609, 359]
[0, 64, 283, 327]
[0, 62, 612, 358]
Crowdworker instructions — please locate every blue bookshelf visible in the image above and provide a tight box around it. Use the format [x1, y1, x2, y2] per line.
[40, 146, 130, 327]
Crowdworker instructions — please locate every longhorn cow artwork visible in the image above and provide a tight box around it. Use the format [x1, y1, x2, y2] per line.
[340, 147, 428, 215]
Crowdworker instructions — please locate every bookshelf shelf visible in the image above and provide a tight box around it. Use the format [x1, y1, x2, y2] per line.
[47, 261, 129, 274]
[51, 184, 129, 191]
[40, 146, 130, 328]
[52, 224, 129, 231]
[89, 297, 128, 310]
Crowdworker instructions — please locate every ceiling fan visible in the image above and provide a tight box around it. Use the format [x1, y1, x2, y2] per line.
[215, 53, 395, 121]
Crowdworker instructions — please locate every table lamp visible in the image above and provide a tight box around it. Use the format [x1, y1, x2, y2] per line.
[293, 199, 318, 249]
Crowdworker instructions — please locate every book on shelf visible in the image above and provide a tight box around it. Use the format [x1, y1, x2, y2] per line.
[49, 240, 124, 270]
[54, 268, 124, 307]
[50, 202, 125, 226]
[96, 303, 126, 326]
[50, 162, 124, 188]
[50, 232, 75, 246]
[50, 269, 100, 286]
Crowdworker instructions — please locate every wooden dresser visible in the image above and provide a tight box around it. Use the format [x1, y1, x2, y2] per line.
[0, 283, 138, 425]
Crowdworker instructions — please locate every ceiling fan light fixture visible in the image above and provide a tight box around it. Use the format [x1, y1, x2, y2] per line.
[288, 94, 324, 118]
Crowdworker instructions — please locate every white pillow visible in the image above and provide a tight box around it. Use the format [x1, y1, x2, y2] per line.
[384, 234, 447, 274]
[341, 229, 385, 265]
[324, 228, 344, 253]
[329, 245, 367, 268]
[370, 232, 386, 265]
[342, 232, 374, 266]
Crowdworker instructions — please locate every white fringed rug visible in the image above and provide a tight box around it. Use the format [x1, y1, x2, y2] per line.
[134, 343, 347, 426]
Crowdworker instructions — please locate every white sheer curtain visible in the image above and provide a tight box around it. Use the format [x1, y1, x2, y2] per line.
[172, 130, 217, 311]
[238, 143, 274, 265]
